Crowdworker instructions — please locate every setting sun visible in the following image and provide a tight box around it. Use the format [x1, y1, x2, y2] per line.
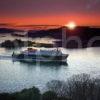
[65, 22, 77, 30]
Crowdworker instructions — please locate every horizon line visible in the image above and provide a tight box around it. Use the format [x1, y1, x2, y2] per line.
[0, 23, 100, 28]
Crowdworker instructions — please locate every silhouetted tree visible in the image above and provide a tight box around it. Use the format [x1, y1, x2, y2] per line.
[42, 91, 57, 100]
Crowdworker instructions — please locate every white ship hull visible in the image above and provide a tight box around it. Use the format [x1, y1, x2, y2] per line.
[12, 48, 69, 64]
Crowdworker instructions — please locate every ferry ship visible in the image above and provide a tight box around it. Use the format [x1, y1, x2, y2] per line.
[12, 48, 69, 63]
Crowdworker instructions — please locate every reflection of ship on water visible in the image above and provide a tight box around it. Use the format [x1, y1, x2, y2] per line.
[0, 54, 68, 66]
[12, 48, 69, 64]
[18, 60, 68, 66]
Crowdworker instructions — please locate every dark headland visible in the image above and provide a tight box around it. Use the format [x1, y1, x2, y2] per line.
[27, 26, 100, 48]
[0, 26, 100, 48]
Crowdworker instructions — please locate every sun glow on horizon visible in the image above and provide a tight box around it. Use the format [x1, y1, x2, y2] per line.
[65, 21, 77, 30]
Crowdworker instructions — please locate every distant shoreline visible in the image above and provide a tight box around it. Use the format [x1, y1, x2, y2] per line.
[0, 26, 100, 49]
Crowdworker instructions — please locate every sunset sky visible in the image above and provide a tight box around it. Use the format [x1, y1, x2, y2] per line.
[0, 0, 100, 26]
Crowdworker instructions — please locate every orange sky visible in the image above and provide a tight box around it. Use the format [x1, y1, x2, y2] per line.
[0, 0, 100, 26]
[0, 14, 100, 26]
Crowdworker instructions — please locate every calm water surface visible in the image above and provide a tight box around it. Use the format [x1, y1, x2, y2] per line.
[0, 47, 100, 93]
